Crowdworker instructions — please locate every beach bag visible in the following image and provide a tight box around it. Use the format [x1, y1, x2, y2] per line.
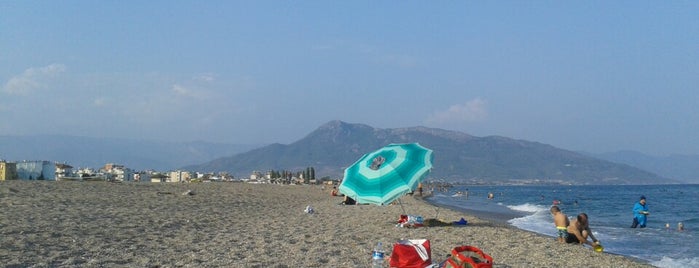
[389, 239, 432, 268]
[442, 246, 493, 268]
[408, 215, 424, 226]
[398, 215, 425, 227]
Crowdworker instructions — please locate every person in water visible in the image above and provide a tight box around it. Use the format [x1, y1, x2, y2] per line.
[566, 213, 600, 247]
[631, 195, 650, 228]
[550, 205, 569, 243]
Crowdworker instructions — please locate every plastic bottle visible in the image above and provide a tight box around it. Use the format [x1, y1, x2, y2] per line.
[372, 241, 384, 268]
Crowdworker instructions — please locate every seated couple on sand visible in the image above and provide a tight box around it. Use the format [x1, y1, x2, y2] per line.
[330, 186, 357, 205]
[551, 206, 600, 247]
[341, 195, 356, 205]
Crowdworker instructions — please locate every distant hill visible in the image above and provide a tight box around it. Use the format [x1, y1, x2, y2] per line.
[185, 120, 673, 185]
[587, 150, 699, 184]
[0, 135, 260, 171]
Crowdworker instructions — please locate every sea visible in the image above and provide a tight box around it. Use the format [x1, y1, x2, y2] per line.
[425, 184, 699, 268]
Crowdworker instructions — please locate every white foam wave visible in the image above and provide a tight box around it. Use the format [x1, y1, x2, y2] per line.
[507, 205, 554, 236]
[651, 256, 699, 268]
[507, 203, 548, 213]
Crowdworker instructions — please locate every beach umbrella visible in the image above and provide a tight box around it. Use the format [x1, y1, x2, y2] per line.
[338, 143, 433, 208]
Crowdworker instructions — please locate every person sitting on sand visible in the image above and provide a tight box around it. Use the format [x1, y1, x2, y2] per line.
[566, 213, 600, 247]
[341, 195, 356, 205]
[330, 186, 339, 196]
[550, 205, 569, 243]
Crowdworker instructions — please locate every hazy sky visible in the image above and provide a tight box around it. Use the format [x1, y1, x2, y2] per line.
[2, 1, 698, 156]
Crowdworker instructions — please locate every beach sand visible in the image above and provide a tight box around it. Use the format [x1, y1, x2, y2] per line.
[0, 181, 652, 267]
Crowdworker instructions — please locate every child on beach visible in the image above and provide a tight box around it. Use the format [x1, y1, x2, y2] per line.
[550, 205, 569, 243]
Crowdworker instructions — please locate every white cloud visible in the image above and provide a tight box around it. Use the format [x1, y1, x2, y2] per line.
[194, 73, 216, 82]
[172, 84, 190, 96]
[93, 98, 106, 107]
[171, 84, 208, 100]
[425, 98, 488, 125]
[1, 64, 66, 95]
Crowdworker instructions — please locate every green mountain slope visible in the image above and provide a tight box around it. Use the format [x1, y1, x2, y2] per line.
[186, 121, 670, 185]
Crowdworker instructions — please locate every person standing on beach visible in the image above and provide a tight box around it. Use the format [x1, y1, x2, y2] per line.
[630, 195, 649, 228]
[550, 205, 569, 243]
[566, 213, 600, 247]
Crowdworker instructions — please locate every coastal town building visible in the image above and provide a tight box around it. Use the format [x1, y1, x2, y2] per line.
[0, 161, 18, 181]
[102, 163, 134, 181]
[16, 160, 55, 180]
[168, 170, 192, 183]
[133, 172, 151, 182]
[149, 172, 168, 183]
[55, 163, 73, 180]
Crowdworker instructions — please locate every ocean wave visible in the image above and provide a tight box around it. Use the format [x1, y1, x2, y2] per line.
[507, 203, 548, 213]
[650, 256, 699, 268]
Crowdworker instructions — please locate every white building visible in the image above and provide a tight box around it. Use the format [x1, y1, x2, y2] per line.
[16, 161, 55, 180]
[54, 163, 74, 180]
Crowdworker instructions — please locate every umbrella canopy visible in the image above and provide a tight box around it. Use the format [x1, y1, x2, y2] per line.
[338, 143, 433, 206]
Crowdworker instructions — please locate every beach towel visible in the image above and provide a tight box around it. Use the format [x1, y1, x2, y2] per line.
[443, 245, 493, 268]
[389, 239, 432, 268]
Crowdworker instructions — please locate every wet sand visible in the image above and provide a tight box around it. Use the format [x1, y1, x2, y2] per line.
[0, 181, 652, 267]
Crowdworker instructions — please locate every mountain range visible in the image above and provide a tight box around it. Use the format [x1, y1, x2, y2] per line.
[2, 121, 696, 184]
[0, 135, 258, 171]
[586, 150, 699, 184]
[185, 121, 685, 185]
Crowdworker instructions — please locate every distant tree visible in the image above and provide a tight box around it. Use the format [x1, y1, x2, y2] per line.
[310, 167, 315, 180]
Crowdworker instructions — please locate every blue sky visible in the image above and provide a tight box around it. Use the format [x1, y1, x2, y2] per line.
[1, 1, 698, 156]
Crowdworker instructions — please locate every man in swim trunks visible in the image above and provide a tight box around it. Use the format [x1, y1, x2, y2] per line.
[566, 213, 600, 247]
[550, 205, 569, 243]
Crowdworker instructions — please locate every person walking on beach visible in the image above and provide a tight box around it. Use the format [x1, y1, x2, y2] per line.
[630, 195, 649, 228]
[550, 205, 569, 243]
[566, 213, 600, 247]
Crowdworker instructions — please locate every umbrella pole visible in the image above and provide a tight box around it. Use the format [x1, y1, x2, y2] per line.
[398, 198, 406, 215]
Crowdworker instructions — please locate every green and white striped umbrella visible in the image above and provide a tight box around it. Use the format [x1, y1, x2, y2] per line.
[338, 143, 433, 206]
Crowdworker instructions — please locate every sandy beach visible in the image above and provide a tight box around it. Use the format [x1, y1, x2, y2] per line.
[0, 181, 652, 267]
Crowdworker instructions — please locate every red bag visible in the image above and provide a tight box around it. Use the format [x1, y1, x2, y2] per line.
[389, 239, 432, 268]
[443, 246, 493, 268]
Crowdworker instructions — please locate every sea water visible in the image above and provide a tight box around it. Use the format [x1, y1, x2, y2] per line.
[426, 184, 699, 268]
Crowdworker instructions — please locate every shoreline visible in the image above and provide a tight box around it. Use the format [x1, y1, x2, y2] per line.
[422, 197, 653, 266]
[1, 181, 653, 267]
